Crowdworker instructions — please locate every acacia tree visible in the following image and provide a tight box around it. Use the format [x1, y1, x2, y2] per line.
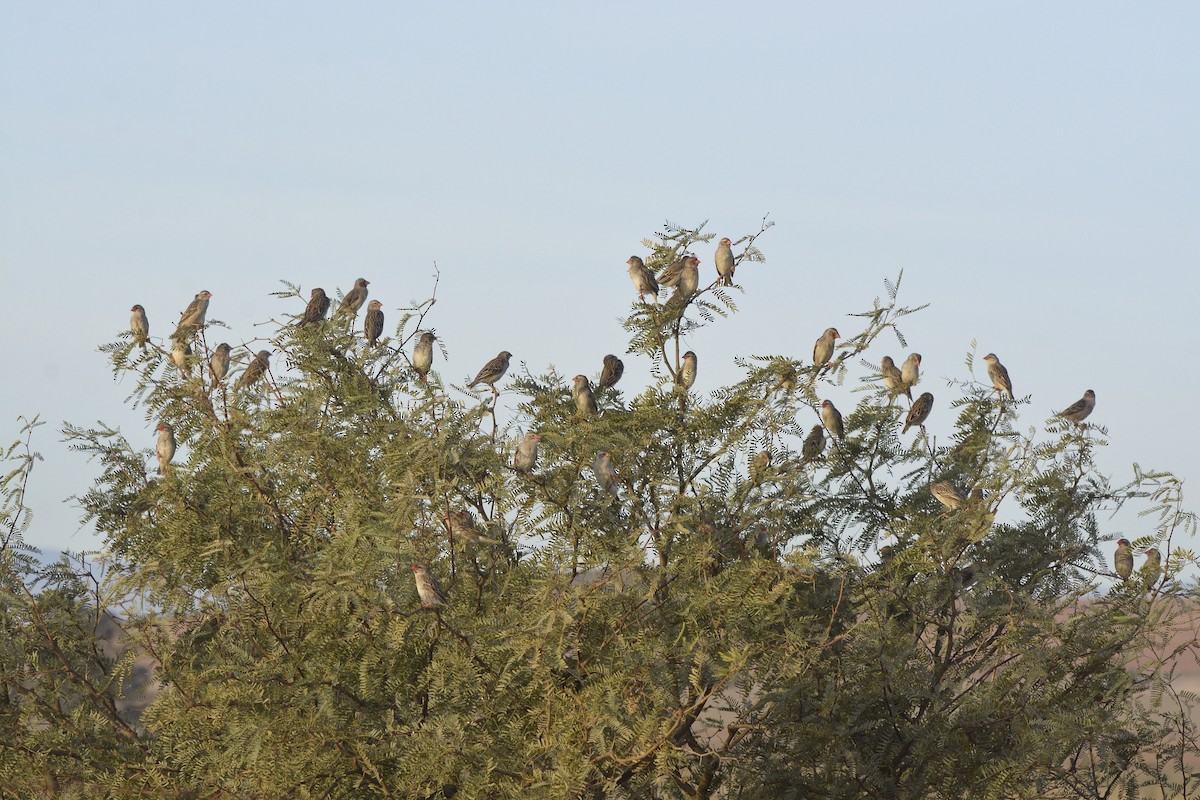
[1, 221, 1198, 799]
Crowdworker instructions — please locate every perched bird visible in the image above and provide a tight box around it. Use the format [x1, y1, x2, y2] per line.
[175, 290, 212, 338]
[627, 256, 659, 302]
[881, 356, 909, 400]
[677, 351, 698, 391]
[983, 353, 1013, 399]
[238, 350, 271, 389]
[514, 431, 541, 474]
[155, 422, 176, 475]
[337, 278, 370, 317]
[1057, 390, 1096, 425]
[298, 288, 330, 326]
[413, 331, 436, 380]
[1141, 547, 1162, 588]
[820, 400, 844, 442]
[714, 237, 735, 286]
[598, 354, 624, 390]
[901, 353, 922, 391]
[903, 392, 934, 433]
[593, 451, 619, 495]
[410, 564, 447, 609]
[444, 511, 499, 545]
[573, 375, 598, 418]
[750, 451, 772, 482]
[469, 351, 512, 390]
[1114, 539, 1134, 581]
[813, 328, 840, 371]
[930, 480, 967, 511]
[802, 425, 825, 463]
[673, 256, 700, 300]
[130, 305, 149, 349]
[660, 255, 701, 288]
[364, 300, 385, 347]
[209, 343, 232, 384]
[171, 340, 191, 374]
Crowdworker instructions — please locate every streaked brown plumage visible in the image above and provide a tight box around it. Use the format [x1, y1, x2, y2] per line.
[901, 353, 922, 391]
[903, 392, 934, 433]
[238, 350, 271, 389]
[1114, 539, 1133, 581]
[983, 353, 1013, 399]
[813, 328, 840, 371]
[209, 343, 232, 384]
[1057, 390, 1096, 425]
[660, 255, 700, 288]
[337, 278, 370, 317]
[364, 300, 384, 347]
[573, 375, 598, 418]
[155, 422, 176, 476]
[175, 290, 212, 339]
[514, 431, 540, 474]
[171, 340, 191, 375]
[298, 287, 330, 326]
[599, 354, 624, 390]
[627, 256, 659, 302]
[411, 564, 447, 609]
[881, 356, 910, 400]
[714, 237, 735, 286]
[820, 400, 844, 442]
[593, 451, 619, 494]
[444, 511, 499, 545]
[930, 480, 967, 511]
[802, 425, 825, 463]
[130, 305, 149, 349]
[413, 332, 436, 380]
[677, 351, 697, 391]
[469, 351, 512, 389]
[1141, 547, 1162, 588]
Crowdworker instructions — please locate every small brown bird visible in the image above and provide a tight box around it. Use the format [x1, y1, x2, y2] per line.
[1057, 390, 1096, 425]
[444, 511, 499, 545]
[820, 400, 844, 442]
[677, 351, 698, 391]
[627, 256, 659, 302]
[881, 356, 909, 400]
[593, 451, 619, 495]
[675, 256, 700, 299]
[813, 328, 840, 371]
[660, 255, 701, 288]
[750, 451, 772, 482]
[171, 340, 191, 375]
[1141, 547, 1162, 588]
[155, 422, 176, 475]
[410, 564, 447, 609]
[983, 353, 1013, 399]
[930, 480, 967, 511]
[1114, 539, 1134, 581]
[175, 290, 212, 338]
[802, 425, 825, 463]
[573, 375, 598, 418]
[337, 278, 370, 317]
[130, 305, 149, 349]
[903, 392, 934, 433]
[714, 237, 735, 286]
[364, 300, 384, 347]
[469, 351, 512, 390]
[599, 354, 624, 390]
[514, 431, 541, 474]
[209, 343, 232, 384]
[298, 287, 330, 326]
[413, 332, 436, 380]
[901, 353, 922, 391]
[238, 350, 271, 389]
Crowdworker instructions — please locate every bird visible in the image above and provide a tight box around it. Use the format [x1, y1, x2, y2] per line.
[627, 256, 659, 302]
[443, 511, 499, 545]
[881, 356, 909, 400]
[410, 564, 447, 609]
[593, 451, 619, 495]
[209, 343, 232, 384]
[930, 480, 967, 511]
[171, 340, 191, 375]
[297, 288, 330, 326]
[903, 392, 934, 433]
[660, 255, 701, 288]
[337, 278, 370, 317]
[514, 431, 541, 474]
[983, 353, 1013, 399]
[598, 354, 624, 390]
[155, 423, 176, 475]
[677, 351, 697, 391]
[813, 328, 840, 372]
[413, 332, 436, 380]
[674, 257, 700, 300]
[130, 305, 149, 349]
[174, 290, 212, 339]
[573, 375, 598, 418]
[820, 400, 844, 442]
[901, 353, 922, 392]
[802, 425, 825, 463]
[714, 237, 735, 286]
[1057, 390, 1096, 425]
[1114, 539, 1133, 581]
[364, 300, 384, 347]
[750, 451, 772, 482]
[469, 351, 512, 390]
[238, 350, 271, 389]
[1141, 547, 1162, 588]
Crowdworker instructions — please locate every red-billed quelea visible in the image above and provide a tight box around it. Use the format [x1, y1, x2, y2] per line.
[514, 431, 541, 474]
[930, 480, 967, 511]
[1114, 539, 1134, 581]
[413, 332, 436, 380]
[599, 354, 624, 390]
[469, 351, 512, 391]
[750, 451, 772, 482]
[410, 564, 447, 609]
[813, 328, 840, 372]
[210, 343, 232, 384]
[660, 255, 701, 288]
[1057, 390, 1096, 425]
[573, 375, 598, 419]
[1141, 547, 1162, 588]
[298, 288, 330, 326]
[901, 353, 922, 392]
[238, 350, 271, 389]
[364, 300, 384, 347]
[627, 256, 659, 302]
[903, 392, 934, 433]
[155, 423, 176, 475]
[714, 237, 735, 286]
[802, 425, 825, 463]
[677, 351, 698, 391]
[444, 511, 499, 545]
[337, 278, 370, 317]
[983, 353, 1013, 399]
[821, 400, 845, 442]
[593, 451, 619, 495]
[171, 340, 191, 375]
[881, 356, 910, 401]
[130, 305, 149, 349]
[175, 290, 212, 339]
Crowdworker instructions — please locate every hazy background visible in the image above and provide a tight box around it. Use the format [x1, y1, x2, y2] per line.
[2, 3, 1197, 557]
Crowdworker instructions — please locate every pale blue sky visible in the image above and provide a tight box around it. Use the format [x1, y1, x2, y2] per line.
[2, 4, 1198, 554]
